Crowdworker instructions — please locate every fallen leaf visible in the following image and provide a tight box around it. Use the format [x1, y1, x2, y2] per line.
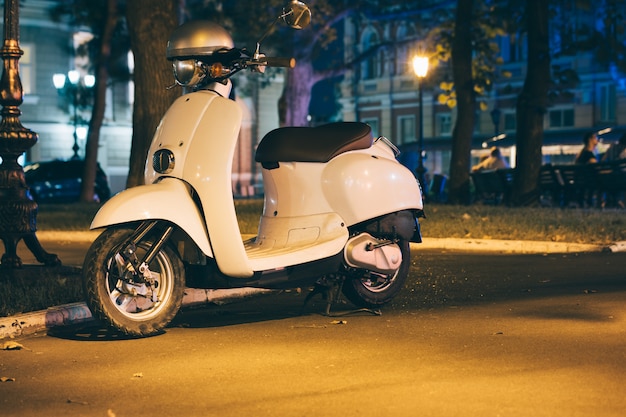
[67, 399, 89, 405]
[330, 320, 347, 325]
[1, 376, 16, 382]
[132, 372, 143, 378]
[2, 341, 26, 350]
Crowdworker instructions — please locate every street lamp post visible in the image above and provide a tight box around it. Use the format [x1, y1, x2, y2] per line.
[53, 70, 95, 159]
[412, 55, 429, 197]
[490, 107, 501, 136]
[0, 0, 59, 267]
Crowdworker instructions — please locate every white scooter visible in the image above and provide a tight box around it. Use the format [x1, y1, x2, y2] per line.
[82, 1, 424, 337]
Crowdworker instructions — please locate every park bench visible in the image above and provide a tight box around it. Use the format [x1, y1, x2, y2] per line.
[471, 160, 626, 207]
[537, 164, 564, 206]
[551, 164, 596, 207]
[470, 168, 514, 205]
[589, 159, 626, 207]
[539, 160, 626, 208]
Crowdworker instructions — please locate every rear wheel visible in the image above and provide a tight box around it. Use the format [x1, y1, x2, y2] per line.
[341, 239, 410, 308]
[82, 227, 185, 337]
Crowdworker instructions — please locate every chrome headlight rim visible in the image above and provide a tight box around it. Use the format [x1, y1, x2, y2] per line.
[172, 59, 205, 87]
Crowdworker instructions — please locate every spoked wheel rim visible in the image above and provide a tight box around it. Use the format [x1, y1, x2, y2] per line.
[341, 239, 410, 308]
[104, 245, 176, 321]
[356, 269, 399, 294]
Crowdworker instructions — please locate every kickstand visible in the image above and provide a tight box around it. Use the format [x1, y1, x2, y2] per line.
[301, 278, 382, 317]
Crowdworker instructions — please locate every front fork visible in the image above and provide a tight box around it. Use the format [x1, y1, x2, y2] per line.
[114, 221, 174, 294]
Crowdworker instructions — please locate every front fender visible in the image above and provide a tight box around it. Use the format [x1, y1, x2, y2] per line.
[91, 178, 213, 257]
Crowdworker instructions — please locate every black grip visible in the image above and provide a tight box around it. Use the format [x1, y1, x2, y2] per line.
[263, 57, 296, 68]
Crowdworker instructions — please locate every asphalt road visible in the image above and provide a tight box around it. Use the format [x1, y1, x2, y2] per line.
[2, 250, 625, 417]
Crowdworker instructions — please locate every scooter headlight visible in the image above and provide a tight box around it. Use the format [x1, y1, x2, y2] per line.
[172, 59, 205, 87]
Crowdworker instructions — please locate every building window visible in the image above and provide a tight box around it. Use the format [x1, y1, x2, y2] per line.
[499, 33, 527, 63]
[398, 115, 415, 145]
[395, 23, 416, 75]
[504, 112, 516, 131]
[598, 83, 616, 123]
[437, 113, 452, 136]
[363, 118, 379, 138]
[21, 43, 33, 94]
[361, 29, 382, 80]
[548, 108, 574, 128]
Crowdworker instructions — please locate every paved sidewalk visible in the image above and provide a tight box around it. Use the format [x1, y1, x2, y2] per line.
[29, 230, 621, 253]
[2, 231, 623, 341]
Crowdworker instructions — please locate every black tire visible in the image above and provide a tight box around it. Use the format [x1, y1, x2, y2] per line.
[82, 227, 185, 337]
[341, 239, 410, 308]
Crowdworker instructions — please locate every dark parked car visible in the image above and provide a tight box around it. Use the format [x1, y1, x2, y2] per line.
[24, 159, 111, 203]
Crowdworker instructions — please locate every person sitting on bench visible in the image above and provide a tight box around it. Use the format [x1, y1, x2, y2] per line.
[472, 146, 509, 172]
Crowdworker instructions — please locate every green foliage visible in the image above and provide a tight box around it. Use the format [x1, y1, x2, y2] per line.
[429, 0, 510, 112]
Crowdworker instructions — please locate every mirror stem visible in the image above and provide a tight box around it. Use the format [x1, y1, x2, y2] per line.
[254, 10, 294, 59]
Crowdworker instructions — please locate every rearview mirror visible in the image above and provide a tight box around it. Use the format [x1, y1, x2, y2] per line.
[282, 1, 311, 30]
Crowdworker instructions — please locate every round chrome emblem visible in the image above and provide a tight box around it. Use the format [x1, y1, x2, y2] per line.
[153, 149, 175, 174]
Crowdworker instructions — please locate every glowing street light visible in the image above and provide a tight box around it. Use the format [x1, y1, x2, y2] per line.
[412, 55, 429, 197]
[53, 70, 95, 159]
[412, 56, 429, 78]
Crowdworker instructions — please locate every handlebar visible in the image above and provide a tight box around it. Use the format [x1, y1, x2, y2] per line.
[185, 49, 297, 85]
[260, 57, 296, 68]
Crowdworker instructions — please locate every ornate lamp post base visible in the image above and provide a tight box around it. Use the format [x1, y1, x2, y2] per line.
[0, 160, 60, 267]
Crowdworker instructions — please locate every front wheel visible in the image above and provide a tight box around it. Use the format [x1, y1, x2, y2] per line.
[82, 226, 185, 337]
[341, 239, 410, 308]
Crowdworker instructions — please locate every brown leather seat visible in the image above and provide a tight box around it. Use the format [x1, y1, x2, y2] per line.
[255, 122, 373, 164]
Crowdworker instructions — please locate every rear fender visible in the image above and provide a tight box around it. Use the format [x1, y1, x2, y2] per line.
[90, 178, 213, 257]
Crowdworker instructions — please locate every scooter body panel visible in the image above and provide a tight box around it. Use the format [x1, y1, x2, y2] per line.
[90, 178, 213, 257]
[249, 139, 422, 272]
[97, 90, 255, 278]
[246, 212, 348, 271]
[323, 144, 423, 226]
[148, 90, 256, 277]
[259, 139, 423, 227]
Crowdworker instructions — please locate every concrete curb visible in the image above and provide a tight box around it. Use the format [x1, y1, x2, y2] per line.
[0, 303, 93, 341]
[414, 238, 609, 254]
[36, 230, 102, 242]
[0, 287, 276, 341]
[2, 234, 623, 341]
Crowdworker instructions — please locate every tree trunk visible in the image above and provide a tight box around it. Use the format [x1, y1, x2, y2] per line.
[282, 61, 316, 127]
[512, 0, 550, 206]
[125, 0, 180, 188]
[79, 0, 118, 203]
[447, 0, 475, 205]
